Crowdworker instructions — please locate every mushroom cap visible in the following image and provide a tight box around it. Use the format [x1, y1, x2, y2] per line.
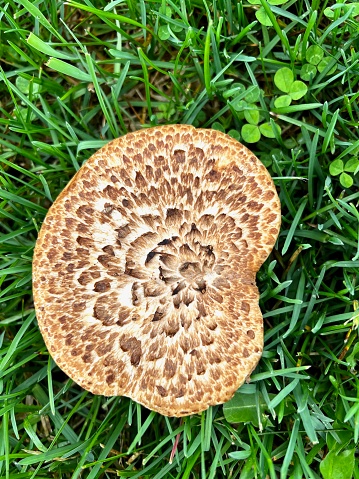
[32, 125, 281, 417]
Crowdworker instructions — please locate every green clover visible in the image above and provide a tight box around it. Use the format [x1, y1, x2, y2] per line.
[329, 158, 359, 188]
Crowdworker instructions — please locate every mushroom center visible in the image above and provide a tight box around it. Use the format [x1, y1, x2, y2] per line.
[144, 232, 215, 309]
[179, 261, 201, 279]
[89, 207, 243, 334]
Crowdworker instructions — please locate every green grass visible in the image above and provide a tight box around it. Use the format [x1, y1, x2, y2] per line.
[1, 0, 359, 478]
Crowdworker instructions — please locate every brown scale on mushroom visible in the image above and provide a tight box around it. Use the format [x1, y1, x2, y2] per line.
[32, 125, 281, 417]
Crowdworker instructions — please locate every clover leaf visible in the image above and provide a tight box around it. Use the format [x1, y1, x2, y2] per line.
[244, 105, 260, 125]
[306, 45, 324, 65]
[274, 68, 308, 100]
[289, 80, 307, 100]
[274, 95, 292, 108]
[158, 25, 170, 40]
[340, 173, 353, 188]
[329, 159, 344, 176]
[344, 157, 359, 173]
[300, 64, 317, 81]
[245, 86, 261, 103]
[329, 158, 359, 188]
[228, 129, 241, 141]
[260, 122, 281, 139]
[274, 67, 294, 93]
[241, 124, 261, 143]
[317, 57, 337, 75]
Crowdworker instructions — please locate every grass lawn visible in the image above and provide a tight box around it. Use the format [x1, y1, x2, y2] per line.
[1, 0, 359, 477]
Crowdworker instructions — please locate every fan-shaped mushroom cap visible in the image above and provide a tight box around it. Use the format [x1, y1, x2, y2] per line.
[33, 125, 281, 417]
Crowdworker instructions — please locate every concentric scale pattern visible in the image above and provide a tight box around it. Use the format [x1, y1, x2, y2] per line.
[33, 125, 281, 416]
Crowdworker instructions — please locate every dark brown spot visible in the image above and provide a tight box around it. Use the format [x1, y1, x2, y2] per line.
[175, 387, 185, 398]
[106, 373, 115, 384]
[248, 201, 263, 211]
[247, 330, 255, 339]
[210, 290, 223, 304]
[243, 348, 249, 358]
[103, 185, 119, 201]
[141, 214, 160, 228]
[102, 245, 115, 255]
[123, 154, 131, 165]
[117, 310, 129, 326]
[183, 296, 194, 306]
[196, 279, 206, 293]
[76, 205, 94, 217]
[46, 249, 57, 260]
[120, 336, 142, 367]
[76, 236, 92, 247]
[94, 281, 111, 293]
[122, 198, 129, 207]
[76, 248, 89, 256]
[172, 282, 186, 295]
[233, 165, 244, 176]
[131, 283, 141, 306]
[66, 263, 75, 273]
[201, 333, 213, 346]
[263, 190, 275, 200]
[241, 302, 250, 313]
[82, 353, 92, 363]
[135, 171, 146, 188]
[131, 350, 141, 366]
[102, 203, 115, 216]
[77, 223, 89, 233]
[165, 322, 179, 337]
[267, 213, 278, 223]
[145, 251, 157, 264]
[73, 301, 86, 311]
[210, 368, 220, 381]
[96, 343, 112, 356]
[103, 354, 116, 368]
[158, 238, 171, 246]
[173, 149, 186, 163]
[166, 208, 181, 218]
[156, 385, 167, 397]
[205, 169, 221, 182]
[98, 255, 113, 267]
[164, 359, 176, 378]
[94, 303, 111, 322]
[116, 225, 131, 238]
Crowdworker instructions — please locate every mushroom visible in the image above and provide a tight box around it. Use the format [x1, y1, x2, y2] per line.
[32, 125, 281, 417]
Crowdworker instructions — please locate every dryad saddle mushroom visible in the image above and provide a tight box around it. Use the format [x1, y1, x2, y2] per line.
[33, 125, 281, 417]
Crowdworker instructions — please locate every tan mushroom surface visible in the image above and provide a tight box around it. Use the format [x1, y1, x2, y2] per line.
[32, 124, 281, 417]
